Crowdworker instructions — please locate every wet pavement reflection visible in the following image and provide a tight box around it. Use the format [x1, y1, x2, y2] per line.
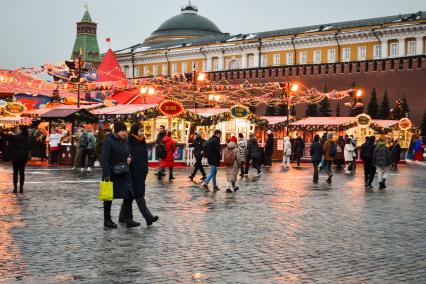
[0, 163, 425, 283]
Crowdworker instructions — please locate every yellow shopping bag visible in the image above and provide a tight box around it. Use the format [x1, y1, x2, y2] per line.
[98, 180, 113, 201]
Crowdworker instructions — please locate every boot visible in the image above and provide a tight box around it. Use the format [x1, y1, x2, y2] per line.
[13, 183, 17, 194]
[169, 168, 175, 180]
[104, 201, 117, 229]
[19, 186, 24, 194]
[382, 178, 387, 189]
[135, 197, 155, 225]
[104, 219, 118, 228]
[119, 202, 133, 223]
[147, 216, 159, 226]
[379, 182, 385, 190]
[126, 219, 141, 228]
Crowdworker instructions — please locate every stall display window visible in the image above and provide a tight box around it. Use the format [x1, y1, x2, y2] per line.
[171, 118, 183, 143]
[143, 121, 153, 142]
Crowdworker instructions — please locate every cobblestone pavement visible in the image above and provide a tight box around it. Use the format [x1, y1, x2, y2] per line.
[0, 162, 425, 283]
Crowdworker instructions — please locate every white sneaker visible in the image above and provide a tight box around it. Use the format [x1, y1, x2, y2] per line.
[257, 172, 263, 177]
[81, 168, 85, 172]
[87, 167, 92, 172]
[71, 167, 76, 170]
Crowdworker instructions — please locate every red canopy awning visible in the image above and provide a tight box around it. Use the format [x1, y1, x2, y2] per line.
[96, 49, 127, 82]
[111, 89, 164, 105]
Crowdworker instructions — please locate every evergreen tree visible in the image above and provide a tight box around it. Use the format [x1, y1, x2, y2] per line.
[401, 94, 410, 118]
[421, 111, 426, 138]
[265, 104, 276, 116]
[318, 97, 332, 117]
[367, 88, 379, 118]
[278, 104, 288, 116]
[336, 102, 341, 117]
[379, 90, 390, 119]
[290, 105, 296, 117]
[349, 100, 365, 116]
[392, 98, 407, 120]
[305, 103, 318, 117]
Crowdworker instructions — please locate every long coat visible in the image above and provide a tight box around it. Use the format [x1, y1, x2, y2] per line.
[373, 143, 392, 167]
[265, 134, 274, 155]
[101, 133, 132, 200]
[344, 143, 355, 162]
[128, 137, 149, 198]
[225, 141, 242, 183]
[160, 136, 176, 168]
[294, 138, 305, 158]
[0, 133, 30, 163]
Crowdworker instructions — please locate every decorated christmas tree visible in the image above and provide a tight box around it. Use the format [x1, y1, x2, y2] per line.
[319, 97, 332, 117]
[367, 88, 379, 118]
[379, 90, 390, 119]
[392, 98, 407, 120]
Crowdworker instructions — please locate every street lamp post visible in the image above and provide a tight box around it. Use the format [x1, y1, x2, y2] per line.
[282, 82, 299, 135]
[345, 89, 363, 111]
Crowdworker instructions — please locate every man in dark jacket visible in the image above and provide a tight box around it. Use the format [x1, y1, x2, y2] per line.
[155, 125, 167, 177]
[189, 131, 207, 181]
[391, 139, 402, 170]
[360, 136, 376, 188]
[310, 135, 323, 183]
[373, 137, 392, 190]
[294, 136, 305, 167]
[245, 133, 262, 176]
[201, 130, 221, 192]
[0, 126, 30, 193]
[264, 130, 274, 167]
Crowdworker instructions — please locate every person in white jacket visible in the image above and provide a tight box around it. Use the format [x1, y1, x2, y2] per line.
[282, 136, 292, 168]
[344, 138, 355, 174]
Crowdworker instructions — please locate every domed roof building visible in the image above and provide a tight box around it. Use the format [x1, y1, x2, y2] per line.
[144, 2, 224, 44]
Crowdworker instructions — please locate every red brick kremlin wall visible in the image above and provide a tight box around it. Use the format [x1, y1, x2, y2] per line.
[207, 56, 426, 125]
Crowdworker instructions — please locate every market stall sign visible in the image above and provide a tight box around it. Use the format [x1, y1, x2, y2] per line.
[159, 100, 184, 117]
[356, 113, 371, 128]
[230, 105, 249, 118]
[398, 118, 412, 130]
[3, 102, 26, 115]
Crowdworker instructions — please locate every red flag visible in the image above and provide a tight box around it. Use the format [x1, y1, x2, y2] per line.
[106, 38, 111, 43]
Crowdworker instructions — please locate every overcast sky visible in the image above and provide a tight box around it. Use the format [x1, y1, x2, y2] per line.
[0, 0, 425, 69]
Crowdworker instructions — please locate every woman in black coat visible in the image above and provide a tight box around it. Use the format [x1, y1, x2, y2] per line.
[126, 123, 158, 226]
[294, 136, 305, 167]
[101, 122, 140, 229]
[0, 125, 30, 193]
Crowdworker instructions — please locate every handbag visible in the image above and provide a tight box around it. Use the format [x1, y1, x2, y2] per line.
[112, 163, 129, 175]
[98, 180, 113, 201]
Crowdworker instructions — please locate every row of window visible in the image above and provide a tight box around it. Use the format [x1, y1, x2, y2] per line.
[135, 39, 422, 76]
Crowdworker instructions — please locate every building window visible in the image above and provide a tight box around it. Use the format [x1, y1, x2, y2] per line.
[373, 45, 382, 59]
[407, 41, 416, 55]
[358, 46, 366, 60]
[313, 50, 321, 64]
[162, 64, 168, 75]
[390, 42, 398, 57]
[152, 65, 158, 75]
[299, 51, 307, 64]
[343, 48, 351, 62]
[248, 54, 254, 68]
[212, 58, 219, 71]
[202, 60, 207, 71]
[286, 53, 294, 65]
[182, 62, 187, 73]
[171, 63, 178, 74]
[143, 66, 149, 76]
[273, 54, 280, 66]
[260, 55, 268, 67]
[327, 49, 336, 63]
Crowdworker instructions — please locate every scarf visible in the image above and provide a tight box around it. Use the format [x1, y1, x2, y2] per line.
[131, 134, 145, 142]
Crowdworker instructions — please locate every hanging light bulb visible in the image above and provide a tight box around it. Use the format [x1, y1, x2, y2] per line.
[148, 87, 155, 95]
[140, 87, 147, 94]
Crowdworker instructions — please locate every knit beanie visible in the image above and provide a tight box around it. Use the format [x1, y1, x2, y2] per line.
[230, 136, 238, 143]
[114, 122, 127, 134]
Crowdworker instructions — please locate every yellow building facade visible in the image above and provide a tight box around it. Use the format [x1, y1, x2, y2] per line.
[115, 4, 426, 78]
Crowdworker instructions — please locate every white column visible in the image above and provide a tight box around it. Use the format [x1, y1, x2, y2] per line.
[416, 36, 424, 55]
[206, 56, 213, 71]
[381, 40, 388, 58]
[398, 38, 406, 57]
[218, 55, 225, 71]
[241, 53, 248, 69]
[253, 52, 260, 68]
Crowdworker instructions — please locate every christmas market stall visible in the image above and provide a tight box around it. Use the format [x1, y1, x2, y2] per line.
[39, 107, 98, 166]
[287, 113, 413, 160]
[259, 116, 296, 160]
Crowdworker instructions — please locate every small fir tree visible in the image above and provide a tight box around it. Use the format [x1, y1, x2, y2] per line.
[336, 102, 341, 117]
[290, 105, 296, 117]
[305, 103, 318, 117]
[265, 104, 276, 116]
[278, 104, 288, 116]
[367, 88, 379, 118]
[392, 98, 406, 120]
[401, 94, 410, 118]
[318, 97, 332, 117]
[379, 90, 390, 119]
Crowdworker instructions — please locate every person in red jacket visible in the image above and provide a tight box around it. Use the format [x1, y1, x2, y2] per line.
[159, 131, 176, 180]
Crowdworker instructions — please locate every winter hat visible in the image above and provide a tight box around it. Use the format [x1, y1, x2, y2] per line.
[114, 122, 127, 134]
[249, 133, 254, 139]
[327, 132, 333, 139]
[230, 136, 238, 143]
[267, 130, 272, 135]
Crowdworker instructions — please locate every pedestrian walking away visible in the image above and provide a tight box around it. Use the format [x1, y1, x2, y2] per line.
[294, 136, 305, 167]
[373, 136, 392, 190]
[282, 136, 292, 169]
[310, 135, 323, 183]
[31, 127, 46, 161]
[361, 136, 376, 189]
[201, 130, 222, 192]
[264, 130, 274, 167]
[189, 131, 207, 181]
[391, 138, 402, 169]
[334, 136, 345, 171]
[159, 131, 176, 180]
[245, 133, 262, 176]
[344, 137, 355, 174]
[323, 132, 336, 183]
[0, 125, 31, 193]
[72, 127, 83, 169]
[123, 123, 159, 226]
[101, 122, 140, 229]
[224, 136, 242, 192]
[238, 133, 247, 177]
[80, 128, 97, 172]
[155, 125, 167, 177]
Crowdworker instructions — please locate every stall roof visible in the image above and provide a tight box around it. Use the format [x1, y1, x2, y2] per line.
[92, 104, 157, 115]
[22, 103, 103, 117]
[187, 108, 229, 117]
[40, 108, 97, 122]
[290, 117, 356, 126]
[262, 116, 291, 125]
[373, 120, 399, 128]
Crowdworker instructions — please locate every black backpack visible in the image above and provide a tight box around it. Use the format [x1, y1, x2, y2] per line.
[79, 132, 89, 148]
[156, 142, 167, 159]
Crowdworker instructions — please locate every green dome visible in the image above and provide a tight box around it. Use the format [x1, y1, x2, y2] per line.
[145, 4, 223, 44]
